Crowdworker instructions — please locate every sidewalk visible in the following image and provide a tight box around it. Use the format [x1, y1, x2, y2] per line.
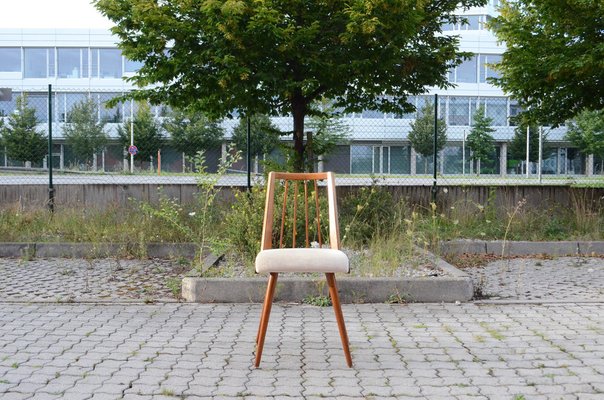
[0, 256, 603, 399]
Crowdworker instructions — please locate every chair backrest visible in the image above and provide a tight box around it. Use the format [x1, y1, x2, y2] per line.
[261, 172, 341, 251]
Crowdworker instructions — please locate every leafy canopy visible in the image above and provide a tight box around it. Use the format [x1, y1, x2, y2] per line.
[566, 109, 604, 159]
[231, 114, 281, 158]
[408, 102, 447, 159]
[0, 95, 47, 164]
[467, 105, 495, 162]
[117, 102, 165, 165]
[95, 0, 484, 170]
[163, 108, 224, 158]
[62, 98, 108, 164]
[489, 0, 604, 125]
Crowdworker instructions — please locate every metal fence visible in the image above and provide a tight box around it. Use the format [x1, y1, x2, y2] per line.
[1, 87, 603, 195]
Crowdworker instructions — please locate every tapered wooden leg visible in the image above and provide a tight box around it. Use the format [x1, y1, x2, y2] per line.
[255, 272, 278, 368]
[326, 273, 353, 367]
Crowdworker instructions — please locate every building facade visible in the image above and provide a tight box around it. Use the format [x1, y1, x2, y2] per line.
[0, 4, 600, 177]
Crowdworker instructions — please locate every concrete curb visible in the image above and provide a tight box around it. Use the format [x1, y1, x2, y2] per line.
[182, 247, 474, 304]
[0, 242, 198, 259]
[440, 240, 604, 256]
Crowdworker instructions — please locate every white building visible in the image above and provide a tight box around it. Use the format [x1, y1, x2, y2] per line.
[0, 4, 598, 176]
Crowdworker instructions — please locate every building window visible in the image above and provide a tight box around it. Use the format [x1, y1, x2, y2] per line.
[461, 15, 480, 30]
[58, 48, 88, 78]
[483, 97, 507, 126]
[24, 48, 54, 78]
[0, 48, 21, 72]
[350, 145, 373, 174]
[479, 54, 502, 83]
[509, 100, 521, 126]
[449, 97, 470, 126]
[124, 58, 143, 73]
[92, 48, 122, 78]
[456, 56, 477, 83]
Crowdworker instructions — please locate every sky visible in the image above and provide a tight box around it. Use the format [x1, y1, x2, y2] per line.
[2, 0, 113, 29]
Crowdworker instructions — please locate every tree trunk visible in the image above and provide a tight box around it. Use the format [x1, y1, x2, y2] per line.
[477, 158, 481, 176]
[292, 92, 307, 172]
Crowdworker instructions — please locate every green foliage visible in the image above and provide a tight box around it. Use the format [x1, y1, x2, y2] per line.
[0, 95, 47, 164]
[340, 184, 396, 245]
[224, 185, 266, 262]
[508, 122, 550, 163]
[306, 99, 350, 170]
[467, 105, 495, 175]
[303, 294, 332, 307]
[137, 148, 241, 262]
[489, 0, 604, 125]
[62, 98, 108, 165]
[95, 0, 485, 171]
[408, 102, 447, 171]
[566, 109, 604, 159]
[117, 102, 164, 166]
[163, 108, 224, 162]
[231, 114, 281, 158]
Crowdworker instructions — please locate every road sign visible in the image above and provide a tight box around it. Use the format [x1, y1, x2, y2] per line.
[128, 145, 138, 156]
[0, 88, 12, 101]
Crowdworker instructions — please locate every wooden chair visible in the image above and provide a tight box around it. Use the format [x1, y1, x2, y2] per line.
[254, 171, 352, 368]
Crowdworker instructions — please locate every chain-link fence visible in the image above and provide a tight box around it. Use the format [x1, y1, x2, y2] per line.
[1, 88, 603, 194]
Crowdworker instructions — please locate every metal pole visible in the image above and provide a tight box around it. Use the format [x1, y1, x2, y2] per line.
[47, 84, 54, 212]
[538, 126, 543, 184]
[246, 115, 251, 191]
[462, 129, 466, 175]
[432, 94, 438, 203]
[130, 99, 134, 173]
[525, 124, 530, 178]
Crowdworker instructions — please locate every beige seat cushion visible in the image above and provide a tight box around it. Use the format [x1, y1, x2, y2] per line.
[256, 248, 349, 274]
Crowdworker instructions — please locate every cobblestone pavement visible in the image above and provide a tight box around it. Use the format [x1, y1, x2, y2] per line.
[463, 257, 604, 301]
[0, 258, 189, 302]
[0, 303, 602, 400]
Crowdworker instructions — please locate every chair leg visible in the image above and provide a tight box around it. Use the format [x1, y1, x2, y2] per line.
[325, 273, 353, 367]
[255, 272, 278, 368]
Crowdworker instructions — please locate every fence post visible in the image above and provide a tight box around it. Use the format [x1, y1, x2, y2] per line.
[432, 93, 438, 203]
[246, 115, 251, 191]
[47, 84, 54, 212]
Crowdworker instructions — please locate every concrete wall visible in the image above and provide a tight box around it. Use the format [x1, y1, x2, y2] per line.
[2, 183, 604, 212]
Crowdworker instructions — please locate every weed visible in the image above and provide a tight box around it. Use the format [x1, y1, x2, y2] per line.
[479, 322, 505, 340]
[165, 277, 182, 299]
[160, 388, 175, 396]
[413, 323, 427, 329]
[474, 335, 485, 343]
[0, 379, 9, 384]
[303, 294, 332, 307]
[386, 291, 408, 304]
[513, 395, 527, 400]
[11, 362, 18, 369]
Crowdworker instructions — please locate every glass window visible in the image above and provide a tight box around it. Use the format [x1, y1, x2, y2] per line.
[362, 109, 383, 119]
[390, 146, 410, 174]
[23, 93, 48, 122]
[124, 58, 143, 73]
[96, 92, 123, 122]
[0, 48, 21, 72]
[456, 56, 477, 83]
[24, 48, 53, 78]
[350, 145, 373, 174]
[484, 97, 507, 126]
[509, 100, 521, 126]
[443, 145, 470, 174]
[449, 97, 470, 126]
[462, 16, 480, 30]
[93, 49, 122, 78]
[58, 48, 88, 78]
[0, 91, 18, 116]
[480, 54, 502, 83]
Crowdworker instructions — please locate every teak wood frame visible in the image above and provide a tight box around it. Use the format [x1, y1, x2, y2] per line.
[254, 172, 352, 368]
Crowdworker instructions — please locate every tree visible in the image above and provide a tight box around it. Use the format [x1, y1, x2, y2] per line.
[467, 105, 495, 175]
[117, 102, 164, 167]
[62, 98, 108, 168]
[489, 0, 604, 125]
[231, 114, 281, 165]
[408, 102, 447, 174]
[566, 109, 604, 174]
[95, 0, 484, 171]
[306, 100, 350, 171]
[0, 95, 47, 166]
[164, 108, 224, 169]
